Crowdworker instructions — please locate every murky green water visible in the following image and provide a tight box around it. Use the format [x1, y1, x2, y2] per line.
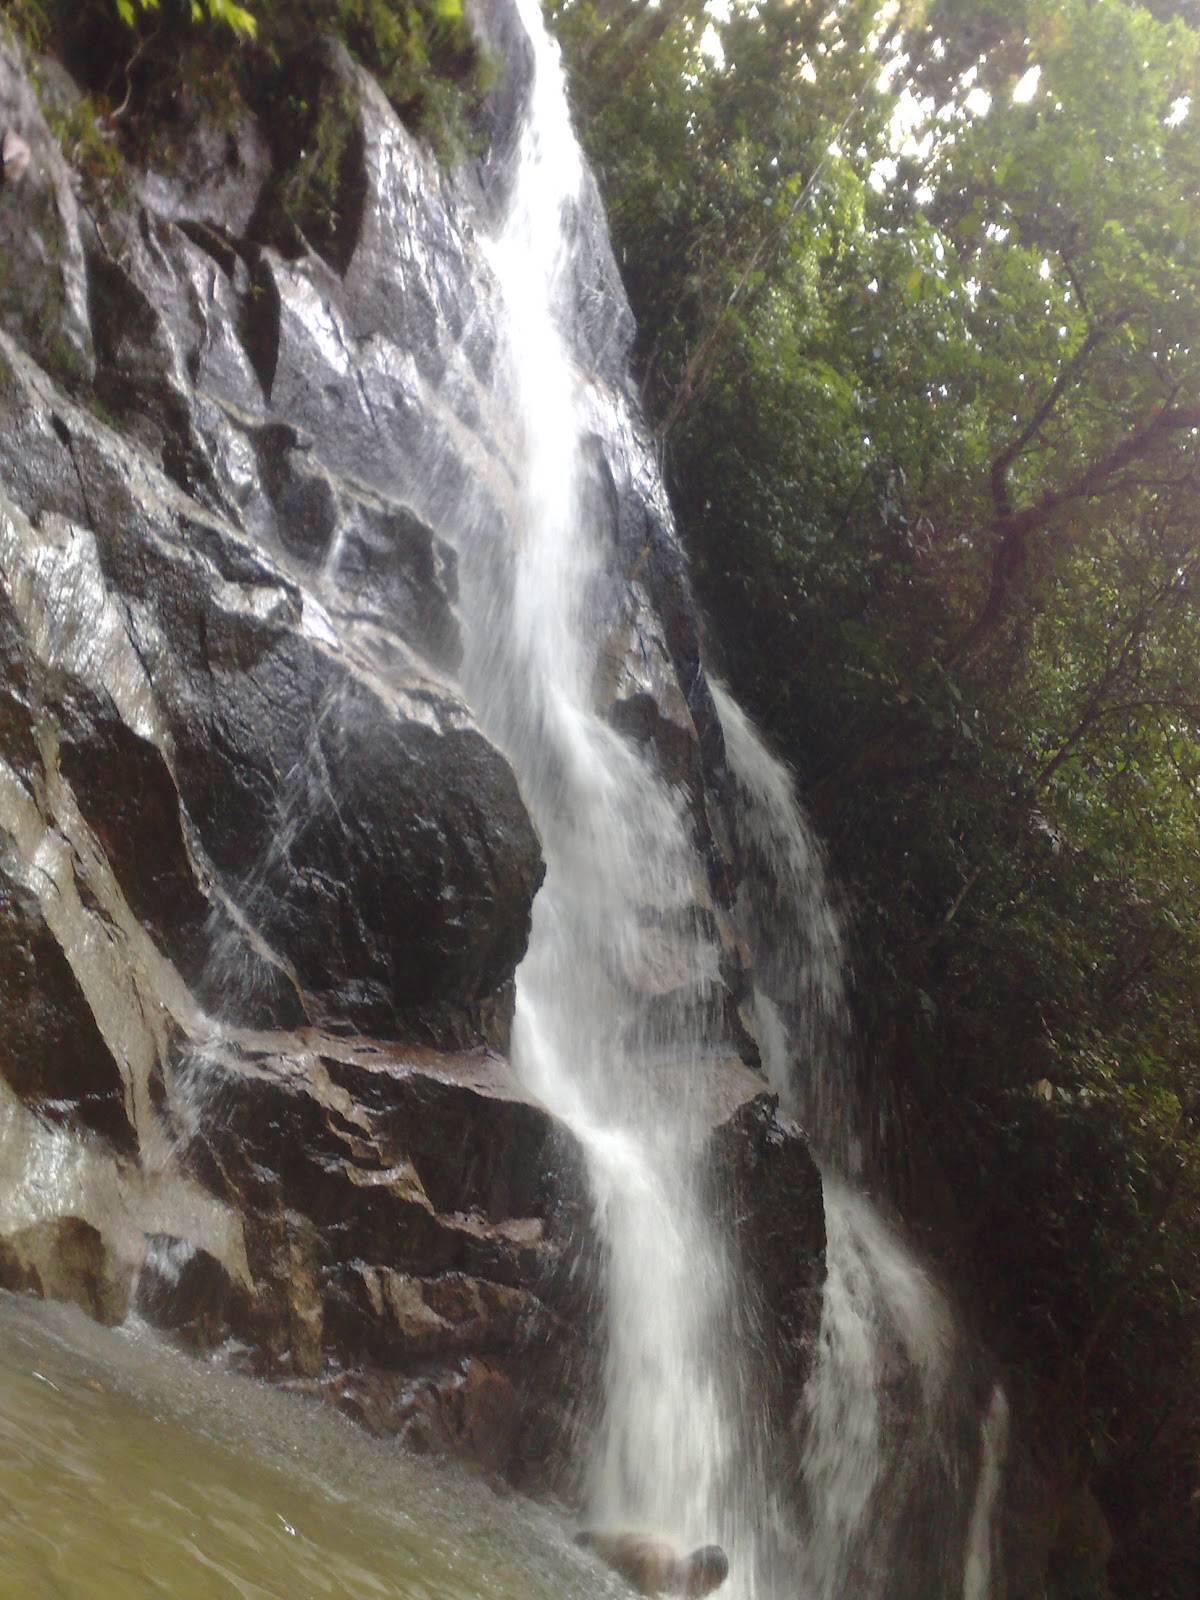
[0, 1292, 614, 1600]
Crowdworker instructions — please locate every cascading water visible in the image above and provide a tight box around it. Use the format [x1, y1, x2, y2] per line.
[712, 684, 1000, 1600]
[455, 1, 766, 1584]
[404, 3, 1008, 1594]
[963, 1386, 1011, 1600]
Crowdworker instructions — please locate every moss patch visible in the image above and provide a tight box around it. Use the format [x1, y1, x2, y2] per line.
[249, 48, 366, 274]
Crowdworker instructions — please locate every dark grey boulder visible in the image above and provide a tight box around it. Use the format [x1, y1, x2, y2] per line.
[708, 1089, 827, 1389]
[0, 331, 542, 1044]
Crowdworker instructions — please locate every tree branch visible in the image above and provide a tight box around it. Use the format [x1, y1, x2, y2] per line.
[988, 321, 1117, 517]
[951, 401, 1200, 663]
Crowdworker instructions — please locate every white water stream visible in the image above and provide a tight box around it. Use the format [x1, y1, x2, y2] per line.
[713, 688, 999, 1600]
[963, 1386, 1011, 1600]
[439, 4, 1010, 1597]
[461, 0, 754, 1583]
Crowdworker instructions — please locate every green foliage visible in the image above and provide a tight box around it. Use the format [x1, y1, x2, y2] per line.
[236, 0, 487, 256]
[554, 0, 1200, 1592]
[253, 0, 483, 164]
[3, 0, 54, 51]
[259, 64, 364, 269]
[7, 0, 483, 186]
[111, 0, 257, 38]
[45, 91, 127, 195]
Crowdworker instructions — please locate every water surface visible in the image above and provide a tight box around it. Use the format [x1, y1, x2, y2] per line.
[0, 1292, 613, 1600]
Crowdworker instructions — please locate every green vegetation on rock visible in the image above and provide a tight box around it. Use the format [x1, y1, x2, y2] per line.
[111, 0, 257, 38]
[8, 0, 486, 181]
[551, 0, 1200, 1594]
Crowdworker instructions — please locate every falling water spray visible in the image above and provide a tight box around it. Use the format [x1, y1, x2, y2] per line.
[452, 3, 773, 1591]
[712, 685, 1002, 1600]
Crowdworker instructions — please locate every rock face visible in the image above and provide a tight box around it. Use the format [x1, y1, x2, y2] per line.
[0, 0, 825, 1494]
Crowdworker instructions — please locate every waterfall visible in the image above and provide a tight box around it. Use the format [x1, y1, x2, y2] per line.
[711, 684, 1003, 1600]
[455, 0, 764, 1587]
[440, 3, 1007, 1595]
[708, 684, 858, 1171]
[963, 1386, 1010, 1600]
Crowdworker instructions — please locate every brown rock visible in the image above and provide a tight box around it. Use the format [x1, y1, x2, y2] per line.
[0, 1217, 131, 1325]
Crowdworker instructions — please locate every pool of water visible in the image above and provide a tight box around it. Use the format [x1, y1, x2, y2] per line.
[0, 1292, 616, 1600]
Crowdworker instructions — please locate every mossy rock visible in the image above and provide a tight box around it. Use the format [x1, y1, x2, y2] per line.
[0, 27, 94, 385]
[248, 40, 366, 275]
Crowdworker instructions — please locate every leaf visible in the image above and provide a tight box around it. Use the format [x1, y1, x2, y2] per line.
[203, 0, 257, 34]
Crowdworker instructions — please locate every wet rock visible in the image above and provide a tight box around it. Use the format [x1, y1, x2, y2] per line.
[598, 597, 702, 796]
[237, 421, 464, 668]
[134, 1234, 254, 1353]
[327, 1355, 558, 1487]
[0, 333, 542, 1045]
[708, 1086, 827, 1387]
[87, 244, 232, 510]
[178, 1039, 590, 1286]
[0, 482, 305, 1032]
[139, 112, 272, 240]
[167, 629, 541, 1042]
[151, 1030, 601, 1467]
[0, 1070, 251, 1305]
[324, 1268, 549, 1364]
[0, 31, 92, 383]
[55, 687, 217, 978]
[449, 1358, 531, 1472]
[0, 1217, 131, 1325]
[464, 0, 534, 196]
[0, 862, 135, 1151]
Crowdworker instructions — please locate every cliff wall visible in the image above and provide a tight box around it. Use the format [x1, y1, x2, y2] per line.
[0, 3, 824, 1491]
